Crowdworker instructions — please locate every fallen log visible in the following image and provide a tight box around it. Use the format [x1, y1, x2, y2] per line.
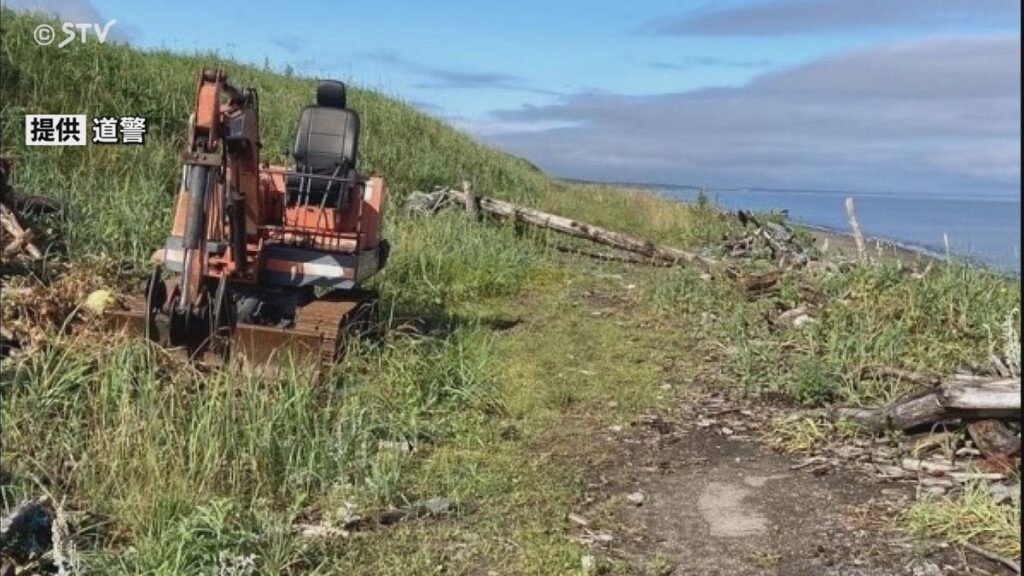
[552, 244, 675, 267]
[886, 390, 948, 431]
[835, 376, 1021, 432]
[939, 376, 1020, 416]
[444, 188, 718, 272]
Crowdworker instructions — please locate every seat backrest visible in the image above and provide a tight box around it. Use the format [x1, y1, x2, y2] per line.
[292, 80, 359, 174]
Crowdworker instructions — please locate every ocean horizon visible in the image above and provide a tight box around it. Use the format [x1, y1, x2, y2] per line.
[656, 186, 1021, 274]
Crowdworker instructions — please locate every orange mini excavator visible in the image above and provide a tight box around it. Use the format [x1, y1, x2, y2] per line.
[116, 69, 389, 366]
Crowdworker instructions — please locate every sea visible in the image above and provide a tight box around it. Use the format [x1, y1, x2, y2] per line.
[657, 186, 1021, 275]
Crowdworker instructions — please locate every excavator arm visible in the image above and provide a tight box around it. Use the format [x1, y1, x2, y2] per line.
[174, 69, 262, 312]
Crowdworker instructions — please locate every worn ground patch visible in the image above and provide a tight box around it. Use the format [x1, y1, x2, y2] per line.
[571, 419, 982, 575]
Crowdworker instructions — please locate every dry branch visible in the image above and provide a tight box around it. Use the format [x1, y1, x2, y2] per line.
[1, 203, 42, 260]
[962, 541, 1021, 574]
[1, 158, 43, 262]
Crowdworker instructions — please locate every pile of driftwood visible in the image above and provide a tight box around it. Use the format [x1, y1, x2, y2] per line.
[0, 158, 42, 263]
[836, 373, 1021, 461]
[725, 210, 814, 267]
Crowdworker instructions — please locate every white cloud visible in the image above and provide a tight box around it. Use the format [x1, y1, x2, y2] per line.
[479, 37, 1021, 196]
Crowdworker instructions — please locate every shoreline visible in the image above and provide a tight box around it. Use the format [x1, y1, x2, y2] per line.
[644, 185, 1016, 275]
[783, 219, 1018, 277]
[570, 179, 1018, 275]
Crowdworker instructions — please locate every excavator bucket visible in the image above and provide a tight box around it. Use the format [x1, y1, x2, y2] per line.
[109, 288, 379, 371]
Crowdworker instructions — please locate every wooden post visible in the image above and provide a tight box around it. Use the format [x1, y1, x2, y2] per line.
[463, 180, 479, 222]
[844, 197, 865, 261]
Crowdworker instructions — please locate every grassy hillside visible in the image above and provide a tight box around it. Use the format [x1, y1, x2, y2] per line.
[0, 9, 554, 264]
[0, 10, 733, 574]
[2, 9, 1020, 574]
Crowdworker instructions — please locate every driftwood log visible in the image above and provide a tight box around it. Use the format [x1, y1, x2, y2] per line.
[444, 189, 718, 272]
[836, 376, 1021, 439]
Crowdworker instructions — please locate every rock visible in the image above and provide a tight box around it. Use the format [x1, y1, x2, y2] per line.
[625, 491, 645, 506]
[911, 560, 943, 576]
[424, 497, 450, 515]
[792, 314, 815, 328]
[989, 482, 1021, 505]
[775, 305, 808, 326]
[967, 420, 1021, 459]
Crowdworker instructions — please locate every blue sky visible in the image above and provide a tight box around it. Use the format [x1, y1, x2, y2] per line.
[6, 0, 1021, 197]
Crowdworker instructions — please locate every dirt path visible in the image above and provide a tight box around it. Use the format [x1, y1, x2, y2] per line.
[569, 410, 982, 575]
[502, 260, 1013, 575]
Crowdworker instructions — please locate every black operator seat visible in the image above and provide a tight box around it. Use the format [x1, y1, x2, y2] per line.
[286, 80, 360, 207]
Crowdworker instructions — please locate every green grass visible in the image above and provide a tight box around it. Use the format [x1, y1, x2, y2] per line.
[2, 8, 1021, 574]
[642, 260, 1020, 406]
[904, 481, 1021, 560]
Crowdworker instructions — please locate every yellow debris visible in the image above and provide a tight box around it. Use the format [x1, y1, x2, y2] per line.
[83, 289, 118, 315]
